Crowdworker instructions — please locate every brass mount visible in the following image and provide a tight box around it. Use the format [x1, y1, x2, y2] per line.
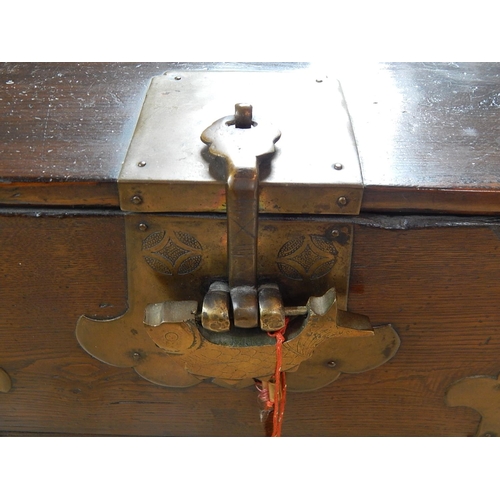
[75, 72, 399, 390]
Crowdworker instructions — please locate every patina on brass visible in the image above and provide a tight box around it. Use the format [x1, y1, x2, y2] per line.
[75, 72, 399, 391]
[76, 215, 355, 387]
[446, 373, 500, 437]
[258, 283, 286, 332]
[144, 288, 373, 381]
[76, 213, 399, 389]
[286, 324, 400, 391]
[200, 103, 281, 329]
[118, 71, 363, 214]
[0, 367, 11, 393]
[201, 281, 231, 332]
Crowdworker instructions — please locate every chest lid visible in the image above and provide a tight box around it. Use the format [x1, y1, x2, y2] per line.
[3, 62, 500, 215]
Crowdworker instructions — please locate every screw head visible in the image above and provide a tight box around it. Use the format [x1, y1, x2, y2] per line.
[131, 195, 143, 205]
[138, 223, 148, 232]
[337, 196, 348, 207]
[333, 163, 343, 170]
[326, 360, 337, 368]
[137, 161, 146, 167]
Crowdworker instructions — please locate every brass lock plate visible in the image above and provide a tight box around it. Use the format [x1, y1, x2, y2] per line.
[76, 214, 400, 390]
[76, 215, 362, 388]
[126, 214, 352, 311]
[76, 72, 400, 392]
[118, 71, 363, 215]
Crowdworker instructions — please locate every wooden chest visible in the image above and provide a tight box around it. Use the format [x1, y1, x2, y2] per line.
[2, 62, 500, 437]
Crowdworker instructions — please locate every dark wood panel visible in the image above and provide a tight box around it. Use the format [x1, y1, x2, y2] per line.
[0, 63, 305, 207]
[348, 61, 500, 212]
[2, 63, 500, 213]
[1, 210, 500, 435]
[362, 186, 500, 215]
[0, 62, 158, 206]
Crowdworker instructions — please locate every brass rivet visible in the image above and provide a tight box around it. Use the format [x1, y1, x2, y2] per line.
[137, 161, 146, 167]
[331, 229, 340, 238]
[131, 195, 143, 205]
[133, 352, 141, 359]
[138, 223, 148, 232]
[337, 196, 348, 207]
[326, 360, 337, 367]
[333, 163, 343, 170]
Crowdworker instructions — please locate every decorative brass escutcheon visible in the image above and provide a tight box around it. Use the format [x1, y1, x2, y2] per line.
[76, 72, 399, 391]
[0, 367, 12, 393]
[446, 373, 500, 437]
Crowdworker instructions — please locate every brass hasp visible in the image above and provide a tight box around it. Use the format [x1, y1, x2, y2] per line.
[147, 105, 341, 338]
[200, 103, 282, 332]
[75, 74, 399, 391]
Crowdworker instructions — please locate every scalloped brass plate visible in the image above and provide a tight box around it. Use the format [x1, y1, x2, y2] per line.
[446, 373, 500, 437]
[0, 367, 12, 393]
[76, 214, 399, 390]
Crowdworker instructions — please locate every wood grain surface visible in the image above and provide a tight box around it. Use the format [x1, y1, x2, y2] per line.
[2, 62, 500, 436]
[2, 62, 500, 213]
[1, 210, 499, 436]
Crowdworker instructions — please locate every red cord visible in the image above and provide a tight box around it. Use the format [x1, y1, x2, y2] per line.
[258, 317, 289, 437]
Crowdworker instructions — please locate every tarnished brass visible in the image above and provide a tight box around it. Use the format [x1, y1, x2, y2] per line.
[258, 284, 285, 332]
[446, 373, 500, 437]
[201, 281, 230, 332]
[75, 214, 399, 389]
[0, 367, 12, 393]
[286, 324, 400, 391]
[118, 71, 363, 215]
[75, 72, 399, 391]
[144, 288, 374, 382]
[200, 103, 281, 329]
[234, 103, 253, 128]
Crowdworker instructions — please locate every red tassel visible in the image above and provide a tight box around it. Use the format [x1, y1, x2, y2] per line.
[256, 318, 289, 437]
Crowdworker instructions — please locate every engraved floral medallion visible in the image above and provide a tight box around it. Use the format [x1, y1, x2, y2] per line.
[277, 235, 338, 281]
[142, 231, 203, 276]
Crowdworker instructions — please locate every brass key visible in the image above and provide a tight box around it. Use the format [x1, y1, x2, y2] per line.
[201, 104, 281, 329]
